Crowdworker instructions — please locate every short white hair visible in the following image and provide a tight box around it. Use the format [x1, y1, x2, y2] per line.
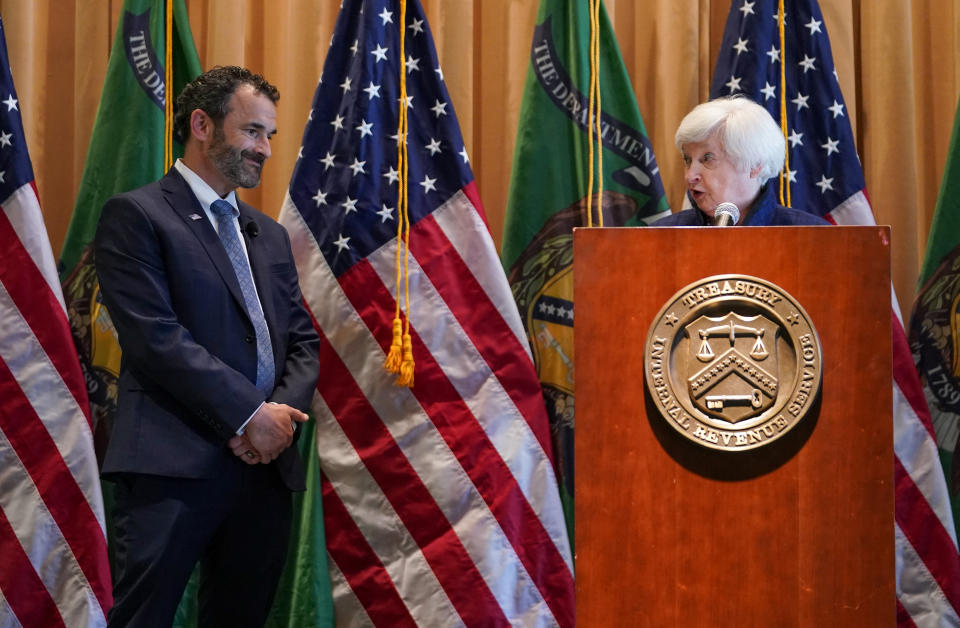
[674, 96, 786, 184]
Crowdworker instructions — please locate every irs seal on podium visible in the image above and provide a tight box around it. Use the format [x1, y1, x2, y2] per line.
[645, 275, 822, 451]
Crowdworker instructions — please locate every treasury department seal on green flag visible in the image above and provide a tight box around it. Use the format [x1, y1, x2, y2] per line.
[59, 0, 201, 461]
[502, 0, 669, 540]
[910, 100, 960, 532]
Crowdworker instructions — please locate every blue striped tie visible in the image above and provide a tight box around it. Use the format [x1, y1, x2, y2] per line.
[210, 200, 275, 397]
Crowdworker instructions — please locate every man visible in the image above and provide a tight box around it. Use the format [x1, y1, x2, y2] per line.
[94, 66, 320, 627]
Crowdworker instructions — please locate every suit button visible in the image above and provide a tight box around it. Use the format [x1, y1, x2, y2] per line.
[244, 334, 254, 343]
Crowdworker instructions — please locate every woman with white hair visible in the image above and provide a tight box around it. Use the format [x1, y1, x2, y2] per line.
[656, 96, 829, 226]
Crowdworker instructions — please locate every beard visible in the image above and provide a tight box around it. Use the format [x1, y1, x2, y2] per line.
[208, 125, 264, 189]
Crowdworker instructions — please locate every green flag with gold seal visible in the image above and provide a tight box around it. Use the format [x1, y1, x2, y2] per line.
[501, 0, 669, 542]
[910, 98, 960, 536]
[59, 0, 201, 463]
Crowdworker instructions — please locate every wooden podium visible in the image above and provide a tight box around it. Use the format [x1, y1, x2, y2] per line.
[574, 226, 893, 626]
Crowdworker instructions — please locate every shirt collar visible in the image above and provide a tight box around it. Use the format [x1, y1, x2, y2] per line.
[740, 182, 776, 226]
[174, 159, 239, 217]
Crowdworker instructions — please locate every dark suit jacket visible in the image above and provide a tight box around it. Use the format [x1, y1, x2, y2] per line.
[94, 169, 319, 491]
[654, 184, 832, 227]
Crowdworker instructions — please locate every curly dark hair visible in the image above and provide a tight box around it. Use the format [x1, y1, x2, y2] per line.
[173, 66, 279, 143]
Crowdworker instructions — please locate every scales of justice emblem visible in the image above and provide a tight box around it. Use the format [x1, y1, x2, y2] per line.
[645, 275, 822, 451]
[686, 312, 780, 423]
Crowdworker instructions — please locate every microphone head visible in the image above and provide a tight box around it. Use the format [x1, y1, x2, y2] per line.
[714, 202, 740, 226]
[244, 220, 260, 238]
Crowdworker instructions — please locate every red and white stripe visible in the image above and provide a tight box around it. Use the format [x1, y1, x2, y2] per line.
[280, 182, 575, 627]
[0, 182, 111, 627]
[829, 192, 960, 626]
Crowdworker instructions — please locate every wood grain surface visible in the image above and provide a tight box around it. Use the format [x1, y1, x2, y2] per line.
[574, 226, 894, 627]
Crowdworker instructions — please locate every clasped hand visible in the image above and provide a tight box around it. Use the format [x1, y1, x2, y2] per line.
[227, 402, 308, 464]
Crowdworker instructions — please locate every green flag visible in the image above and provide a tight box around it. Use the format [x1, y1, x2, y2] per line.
[501, 0, 669, 541]
[57, 0, 202, 619]
[264, 419, 334, 628]
[909, 98, 960, 533]
[59, 0, 201, 457]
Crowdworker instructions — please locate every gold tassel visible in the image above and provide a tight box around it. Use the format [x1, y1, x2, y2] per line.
[384, 317, 403, 373]
[384, 0, 414, 385]
[395, 332, 414, 387]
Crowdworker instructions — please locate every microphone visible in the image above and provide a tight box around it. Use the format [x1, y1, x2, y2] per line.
[244, 220, 260, 239]
[713, 202, 740, 227]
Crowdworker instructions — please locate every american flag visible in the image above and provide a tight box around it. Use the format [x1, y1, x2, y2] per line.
[0, 17, 112, 628]
[713, 1, 960, 624]
[277, 1, 575, 625]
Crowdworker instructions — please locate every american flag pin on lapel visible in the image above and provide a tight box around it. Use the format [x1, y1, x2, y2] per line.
[188, 213, 202, 221]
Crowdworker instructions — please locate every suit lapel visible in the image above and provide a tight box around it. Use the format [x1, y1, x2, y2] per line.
[159, 169, 249, 316]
